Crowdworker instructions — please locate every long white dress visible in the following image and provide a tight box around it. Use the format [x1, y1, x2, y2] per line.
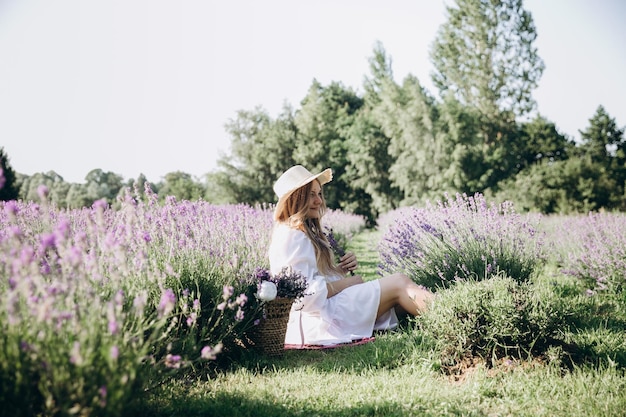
[268, 223, 397, 346]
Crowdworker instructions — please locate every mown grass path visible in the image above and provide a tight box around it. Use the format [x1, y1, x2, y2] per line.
[346, 228, 382, 280]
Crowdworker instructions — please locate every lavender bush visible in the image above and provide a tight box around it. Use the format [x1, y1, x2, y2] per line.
[418, 272, 580, 371]
[378, 193, 545, 290]
[323, 208, 366, 239]
[558, 212, 626, 294]
[0, 185, 271, 416]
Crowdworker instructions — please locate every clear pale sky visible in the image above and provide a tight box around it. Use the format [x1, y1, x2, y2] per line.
[1, 0, 625, 184]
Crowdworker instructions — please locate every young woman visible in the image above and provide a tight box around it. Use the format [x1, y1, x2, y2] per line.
[268, 165, 432, 347]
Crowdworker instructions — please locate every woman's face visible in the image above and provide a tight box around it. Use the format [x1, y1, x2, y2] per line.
[307, 180, 323, 219]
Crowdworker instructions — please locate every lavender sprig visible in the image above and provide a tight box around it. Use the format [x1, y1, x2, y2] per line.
[325, 228, 354, 276]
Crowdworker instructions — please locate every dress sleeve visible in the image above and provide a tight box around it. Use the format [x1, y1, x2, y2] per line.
[268, 225, 328, 312]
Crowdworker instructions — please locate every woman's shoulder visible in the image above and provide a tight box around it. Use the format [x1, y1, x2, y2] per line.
[273, 223, 305, 238]
[271, 223, 310, 247]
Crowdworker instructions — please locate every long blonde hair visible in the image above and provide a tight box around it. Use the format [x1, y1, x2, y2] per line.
[273, 180, 344, 277]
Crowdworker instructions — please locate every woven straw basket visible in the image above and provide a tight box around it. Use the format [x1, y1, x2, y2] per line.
[251, 297, 294, 357]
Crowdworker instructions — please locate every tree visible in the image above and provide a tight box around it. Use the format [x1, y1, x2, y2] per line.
[344, 43, 403, 220]
[65, 183, 91, 209]
[493, 156, 620, 214]
[578, 106, 626, 206]
[0, 147, 19, 201]
[216, 104, 298, 204]
[430, 0, 544, 122]
[578, 105, 625, 162]
[157, 171, 204, 201]
[430, 0, 545, 191]
[385, 75, 443, 205]
[515, 116, 573, 170]
[18, 171, 70, 207]
[294, 80, 364, 211]
[84, 169, 124, 204]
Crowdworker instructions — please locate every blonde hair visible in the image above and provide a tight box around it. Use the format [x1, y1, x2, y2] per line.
[273, 180, 344, 277]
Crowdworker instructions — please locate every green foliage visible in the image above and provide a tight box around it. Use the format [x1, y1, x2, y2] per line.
[0, 147, 19, 201]
[157, 171, 204, 202]
[515, 115, 573, 169]
[418, 273, 580, 370]
[379, 194, 543, 290]
[84, 168, 125, 204]
[216, 105, 298, 204]
[294, 80, 364, 212]
[493, 156, 622, 214]
[431, 0, 544, 120]
[17, 171, 71, 207]
[577, 105, 626, 204]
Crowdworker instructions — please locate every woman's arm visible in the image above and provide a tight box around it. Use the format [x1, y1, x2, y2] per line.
[326, 274, 364, 298]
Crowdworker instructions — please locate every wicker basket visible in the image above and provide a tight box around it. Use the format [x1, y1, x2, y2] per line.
[250, 297, 294, 357]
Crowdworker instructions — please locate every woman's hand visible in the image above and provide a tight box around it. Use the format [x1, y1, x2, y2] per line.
[339, 252, 358, 274]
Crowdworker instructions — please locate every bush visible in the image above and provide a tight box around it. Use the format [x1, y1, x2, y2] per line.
[0, 188, 266, 416]
[418, 272, 579, 371]
[559, 212, 626, 295]
[378, 193, 544, 290]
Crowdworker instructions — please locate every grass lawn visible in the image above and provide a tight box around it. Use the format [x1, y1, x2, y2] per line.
[136, 229, 626, 417]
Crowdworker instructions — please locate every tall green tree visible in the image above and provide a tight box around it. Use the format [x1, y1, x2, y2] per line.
[430, 0, 544, 191]
[294, 80, 363, 211]
[431, 0, 544, 122]
[65, 183, 91, 208]
[345, 43, 402, 219]
[0, 147, 19, 201]
[577, 105, 625, 206]
[385, 75, 442, 205]
[578, 105, 625, 163]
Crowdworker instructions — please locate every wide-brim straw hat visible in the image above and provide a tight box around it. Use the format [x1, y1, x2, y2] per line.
[273, 165, 333, 200]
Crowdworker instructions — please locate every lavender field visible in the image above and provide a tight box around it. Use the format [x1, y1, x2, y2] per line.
[0, 185, 366, 416]
[1, 189, 625, 416]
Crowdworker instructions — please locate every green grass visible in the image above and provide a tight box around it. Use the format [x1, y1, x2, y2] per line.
[131, 230, 626, 417]
[347, 229, 383, 280]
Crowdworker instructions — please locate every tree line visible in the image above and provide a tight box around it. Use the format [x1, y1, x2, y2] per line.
[1, 0, 625, 223]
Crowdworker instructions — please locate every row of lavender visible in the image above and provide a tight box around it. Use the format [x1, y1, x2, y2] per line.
[378, 192, 626, 295]
[377, 193, 626, 367]
[0, 185, 366, 416]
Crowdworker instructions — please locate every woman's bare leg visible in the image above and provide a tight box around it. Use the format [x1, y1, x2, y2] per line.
[377, 273, 433, 318]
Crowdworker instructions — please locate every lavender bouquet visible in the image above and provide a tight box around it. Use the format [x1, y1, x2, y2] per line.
[253, 267, 307, 301]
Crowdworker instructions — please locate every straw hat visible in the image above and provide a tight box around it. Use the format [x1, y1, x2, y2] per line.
[273, 165, 333, 199]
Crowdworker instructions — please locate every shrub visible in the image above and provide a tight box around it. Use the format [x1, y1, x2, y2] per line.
[559, 212, 626, 294]
[0, 187, 266, 416]
[418, 273, 579, 371]
[378, 193, 544, 290]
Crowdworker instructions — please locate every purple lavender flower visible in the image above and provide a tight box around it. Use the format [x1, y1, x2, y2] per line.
[158, 289, 176, 317]
[325, 228, 346, 257]
[110, 345, 119, 360]
[201, 343, 223, 360]
[99, 385, 107, 407]
[164, 353, 182, 369]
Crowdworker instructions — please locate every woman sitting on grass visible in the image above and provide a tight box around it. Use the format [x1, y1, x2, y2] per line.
[269, 165, 432, 348]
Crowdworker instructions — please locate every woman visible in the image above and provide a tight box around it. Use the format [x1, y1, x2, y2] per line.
[268, 165, 432, 347]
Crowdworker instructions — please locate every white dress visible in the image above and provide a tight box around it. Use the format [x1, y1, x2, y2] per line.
[268, 223, 397, 346]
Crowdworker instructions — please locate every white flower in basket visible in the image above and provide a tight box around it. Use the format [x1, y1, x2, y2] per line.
[256, 281, 277, 302]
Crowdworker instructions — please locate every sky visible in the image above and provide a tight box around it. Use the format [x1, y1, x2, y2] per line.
[1, 0, 625, 184]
